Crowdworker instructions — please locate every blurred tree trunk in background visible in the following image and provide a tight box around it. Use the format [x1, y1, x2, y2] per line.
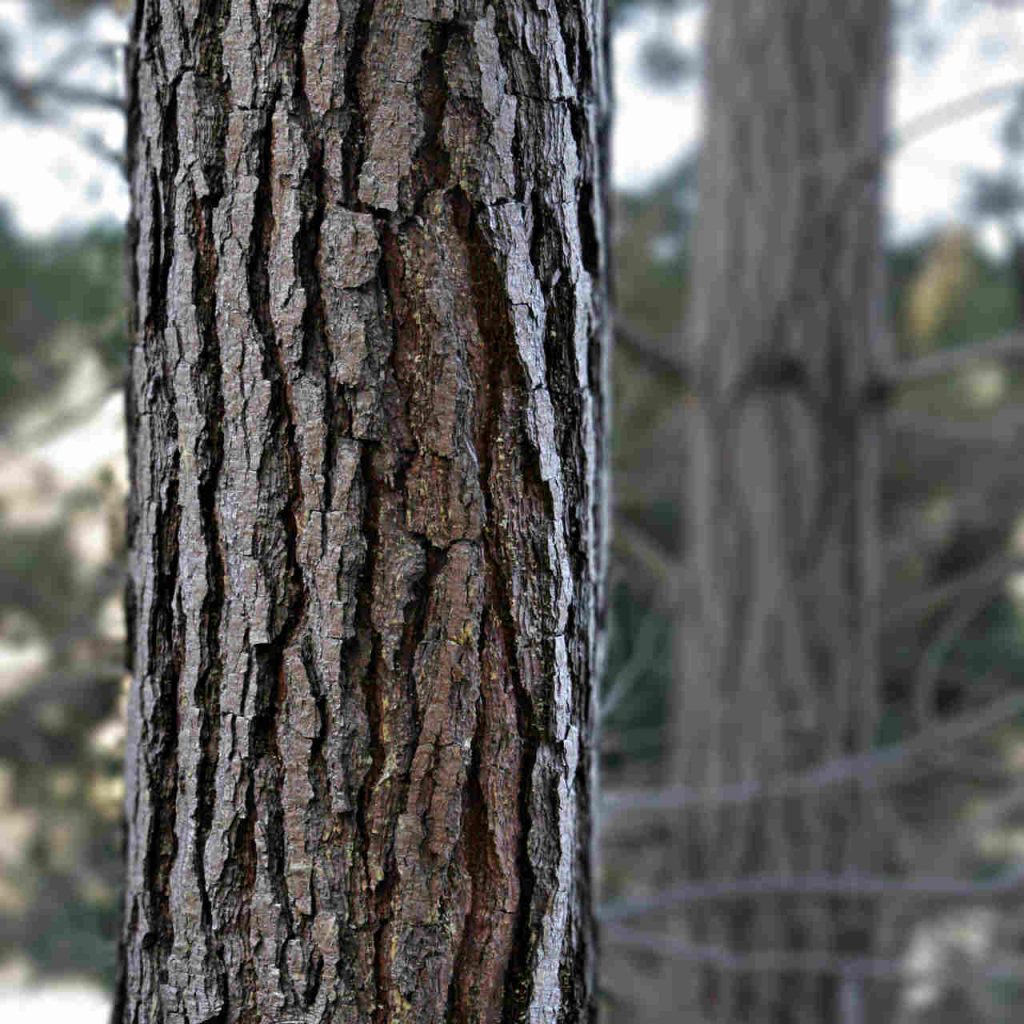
[665, 2, 892, 1021]
[114, 2, 608, 1022]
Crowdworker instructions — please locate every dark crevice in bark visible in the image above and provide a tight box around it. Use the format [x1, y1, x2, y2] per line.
[191, 178, 228, 1004]
[342, 0, 375, 205]
[152, 85, 178, 337]
[488, 7, 529, 204]
[285, 17, 342, 971]
[232, 641, 261, 1024]
[350, 441, 389, 1023]
[146, 458, 182, 997]
[449, 186, 544, 1024]
[407, 18, 456, 212]
[248, 64, 310, 1015]
[301, 633, 329, 897]
[188, 16, 230, 996]
[446, 681, 492, 1020]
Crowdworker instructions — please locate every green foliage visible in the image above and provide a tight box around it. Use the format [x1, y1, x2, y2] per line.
[954, 597, 1024, 679]
[636, 36, 695, 91]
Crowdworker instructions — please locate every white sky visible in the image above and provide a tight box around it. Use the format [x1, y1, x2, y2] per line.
[0, 2, 128, 236]
[614, 2, 1024, 250]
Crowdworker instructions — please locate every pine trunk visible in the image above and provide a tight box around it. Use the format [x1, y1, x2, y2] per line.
[113, 2, 608, 1022]
[666, 3, 891, 1022]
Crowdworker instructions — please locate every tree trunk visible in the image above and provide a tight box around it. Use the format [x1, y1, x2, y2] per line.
[113, 2, 608, 1022]
[665, 3, 892, 1022]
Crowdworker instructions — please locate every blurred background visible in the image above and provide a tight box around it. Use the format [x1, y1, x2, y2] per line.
[5, 0, 1024, 1020]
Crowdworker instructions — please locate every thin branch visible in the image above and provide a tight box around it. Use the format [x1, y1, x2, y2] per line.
[886, 406, 1024, 446]
[887, 330, 1024, 385]
[599, 868, 1024, 922]
[884, 551, 1024, 627]
[611, 520, 681, 590]
[36, 40, 125, 81]
[614, 318, 689, 382]
[603, 925, 1024, 982]
[603, 926, 907, 980]
[616, 317, 1024, 402]
[602, 689, 1024, 815]
[601, 611, 663, 721]
[67, 124, 126, 174]
[914, 590, 1001, 728]
[0, 72, 126, 113]
[894, 80, 1024, 151]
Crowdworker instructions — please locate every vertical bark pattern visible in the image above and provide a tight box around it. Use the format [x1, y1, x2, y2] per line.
[667, 3, 891, 1022]
[115, 2, 608, 1022]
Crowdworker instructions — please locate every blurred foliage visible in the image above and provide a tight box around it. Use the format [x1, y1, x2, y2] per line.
[635, 35, 694, 90]
[0, 503, 126, 984]
[31, 0, 125, 21]
[893, 229, 1020, 356]
[0, 212, 126, 435]
[614, 156, 694, 340]
[601, 581, 673, 768]
[0, 203, 127, 982]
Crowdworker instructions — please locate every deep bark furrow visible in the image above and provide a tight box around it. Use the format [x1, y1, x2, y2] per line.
[191, 177, 228, 1007]
[120, 1, 606, 1021]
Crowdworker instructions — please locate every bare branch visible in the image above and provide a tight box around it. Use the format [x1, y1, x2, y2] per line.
[603, 689, 1024, 815]
[614, 318, 689, 383]
[884, 551, 1024, 627]
[599, 867, 1024, 922]
[0, 71, 125, 113]
[894, 80, 1024, 151]
[617, 317, 1024, 403]
[603, 925, 1024, 982]
[603, 925, 908, 980]
[886, 407, 1024, 447]
[67, 125, 126, 174]
[887, 330, 1024, 385]
[611, 520, 681, 591]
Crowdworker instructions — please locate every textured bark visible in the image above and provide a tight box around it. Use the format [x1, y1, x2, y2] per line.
[114, 2, 608, 1022]
[666, 3, 892, 1022]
